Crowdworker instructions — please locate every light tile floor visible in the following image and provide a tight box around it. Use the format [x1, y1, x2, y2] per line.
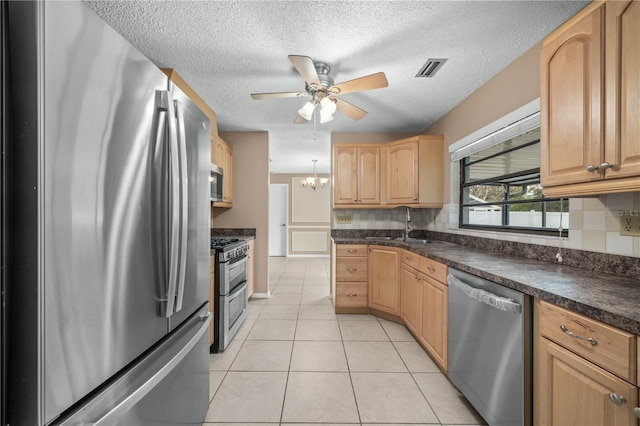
[204, 257, 485, 426]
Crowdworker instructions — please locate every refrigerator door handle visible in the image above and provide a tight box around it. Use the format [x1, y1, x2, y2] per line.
[173, 99, 189, 313]
[165, 96, 180, 317]
[64, 311, 212, 426]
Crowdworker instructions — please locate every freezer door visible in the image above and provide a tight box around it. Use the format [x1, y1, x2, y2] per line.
[9, 2, 175, 424]
[166, 83, 211, 331]
[57, 304, 211, 426]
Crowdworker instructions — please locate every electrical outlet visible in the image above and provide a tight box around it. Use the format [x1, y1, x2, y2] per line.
[336, 215, 352, 224]
[620, 214, 640, 237]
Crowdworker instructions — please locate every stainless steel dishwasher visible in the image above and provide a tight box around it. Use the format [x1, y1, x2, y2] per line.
[447, 268, 531, 426]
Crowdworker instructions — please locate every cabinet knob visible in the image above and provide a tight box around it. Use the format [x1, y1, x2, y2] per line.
[346, 293, 358, 297]
[413, 197, 418, 201]
[405, 256, 412, 262]
[600, 162, 613, 170]
[346, 267, 358, 273]
[633, 407, 640, 419]
[347, 249, 357, 254]
[608, 393, 626, 405]
[586, 165, 599, 172]
[427, 266, 436, 273]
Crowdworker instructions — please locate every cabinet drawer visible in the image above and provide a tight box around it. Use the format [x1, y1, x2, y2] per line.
[336, 245, 367, 257]
[401, 249, 420, 267]
[336, 257, 368, 281]
[538, 300, 637, 384]
[335, 282, 368, 308]
[419, 257, 447, 284]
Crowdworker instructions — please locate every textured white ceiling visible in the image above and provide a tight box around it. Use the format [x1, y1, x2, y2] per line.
[84, 0, 587, 174]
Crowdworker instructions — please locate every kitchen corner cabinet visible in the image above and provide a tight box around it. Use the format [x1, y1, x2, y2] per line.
[333, 244, 369, 313]
[368, 245, 401, 315]
[333, 145, 381, 208]
[247, 239, 255, 297]
[534, 299, 639, 425]
[213, 135, 233, 207]
[540, 1, 640, 197]
[387, 135, 444, 208]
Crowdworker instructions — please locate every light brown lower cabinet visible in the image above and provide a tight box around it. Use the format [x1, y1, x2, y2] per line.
[400, 252, 448, 372]
[333, 244, 369, 312]
[536, 337, 638, 426]
[419, 274, 448, 371]
[535, 299, 639, 425]
[401, 264, 422, 335]
[368, 245, 401, 315]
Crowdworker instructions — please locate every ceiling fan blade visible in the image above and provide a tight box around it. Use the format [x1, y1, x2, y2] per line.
[251, 91, 308, 100]
[334, 98, 367, 121]
[293, 115, 308, 124]
[331, 72, 388, 95]
[288, 55, 321, 87]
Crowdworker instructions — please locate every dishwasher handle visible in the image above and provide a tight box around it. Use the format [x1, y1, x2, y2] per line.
[448, 273, 521, 314]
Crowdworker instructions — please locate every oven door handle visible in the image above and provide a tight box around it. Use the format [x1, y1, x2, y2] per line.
[448, 274, 521, 314]
[228, 253, 248, 268]
[228, 280, 248, 299]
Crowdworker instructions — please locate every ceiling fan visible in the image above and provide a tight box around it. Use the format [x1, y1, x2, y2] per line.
[251, 55, 389, 124]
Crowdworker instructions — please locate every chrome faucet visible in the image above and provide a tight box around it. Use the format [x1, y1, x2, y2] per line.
[404, 207, 413, 240]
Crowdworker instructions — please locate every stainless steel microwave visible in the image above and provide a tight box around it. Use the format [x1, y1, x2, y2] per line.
[210, 164, 223, 202]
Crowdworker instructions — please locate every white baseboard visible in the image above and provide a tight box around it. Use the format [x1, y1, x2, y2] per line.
[250, 292, 270, 299]
[286, 254, 330, 258]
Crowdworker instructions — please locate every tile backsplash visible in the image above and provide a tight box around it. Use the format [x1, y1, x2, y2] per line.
[331, 192, 640, 257]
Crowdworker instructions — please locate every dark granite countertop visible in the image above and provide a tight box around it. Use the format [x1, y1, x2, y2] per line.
[333, 237, 640, 335]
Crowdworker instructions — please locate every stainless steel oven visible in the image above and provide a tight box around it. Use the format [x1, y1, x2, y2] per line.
[211, 237, 249, 353]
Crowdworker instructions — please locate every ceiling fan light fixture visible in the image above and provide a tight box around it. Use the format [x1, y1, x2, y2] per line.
[319, 111, 334, 124]
[298, 101, 316, 120]
[320, 97, 337, 115]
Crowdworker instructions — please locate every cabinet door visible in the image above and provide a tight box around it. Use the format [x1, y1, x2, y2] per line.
[420, 275, 447, 371]
[605, 1, 640, 180]
[540, 4, 604, 187]
[368, 246, 400, 315]
[357, 147, 380, 204]
[536, 337, 637, 426]
[334, 146, 358, 205]
[400, 264, 421, 336]
[388, 141, 419, 204]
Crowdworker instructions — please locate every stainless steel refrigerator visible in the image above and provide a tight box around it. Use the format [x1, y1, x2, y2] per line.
[3, 1, 211, 424]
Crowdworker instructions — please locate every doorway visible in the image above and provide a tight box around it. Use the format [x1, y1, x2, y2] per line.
[269, 184, 288, 256]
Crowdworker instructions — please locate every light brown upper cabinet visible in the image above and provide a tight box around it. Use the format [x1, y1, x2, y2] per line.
[333, 145, 380, 208]
[388, 140, 419, 204]
[332, 135, 443, 208]
[213, 135, 233, 207]
[387, 135, 444, 208]
[541, 1, 640, 197]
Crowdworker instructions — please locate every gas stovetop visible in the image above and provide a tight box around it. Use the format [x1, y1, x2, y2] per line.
[210, 237, 249, 262]
[210, 237, 240, 249]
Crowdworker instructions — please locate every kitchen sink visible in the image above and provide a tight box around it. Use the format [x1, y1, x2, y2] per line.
[364, 236, 394, 241]
[401, 237, 432, 244]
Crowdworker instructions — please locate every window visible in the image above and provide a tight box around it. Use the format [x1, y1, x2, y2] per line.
[459, 127, 568, 236]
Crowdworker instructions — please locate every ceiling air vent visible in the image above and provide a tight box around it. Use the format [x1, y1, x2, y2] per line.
[415, 58, 447, 78]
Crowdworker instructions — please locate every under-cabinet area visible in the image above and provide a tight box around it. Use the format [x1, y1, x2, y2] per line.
[331, 236, 640, 426]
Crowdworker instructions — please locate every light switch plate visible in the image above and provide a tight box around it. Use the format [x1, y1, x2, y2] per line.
[620, 214, 640, 236]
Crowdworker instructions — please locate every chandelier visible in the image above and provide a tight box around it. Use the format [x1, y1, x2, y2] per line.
[301, 159, 328, 191]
